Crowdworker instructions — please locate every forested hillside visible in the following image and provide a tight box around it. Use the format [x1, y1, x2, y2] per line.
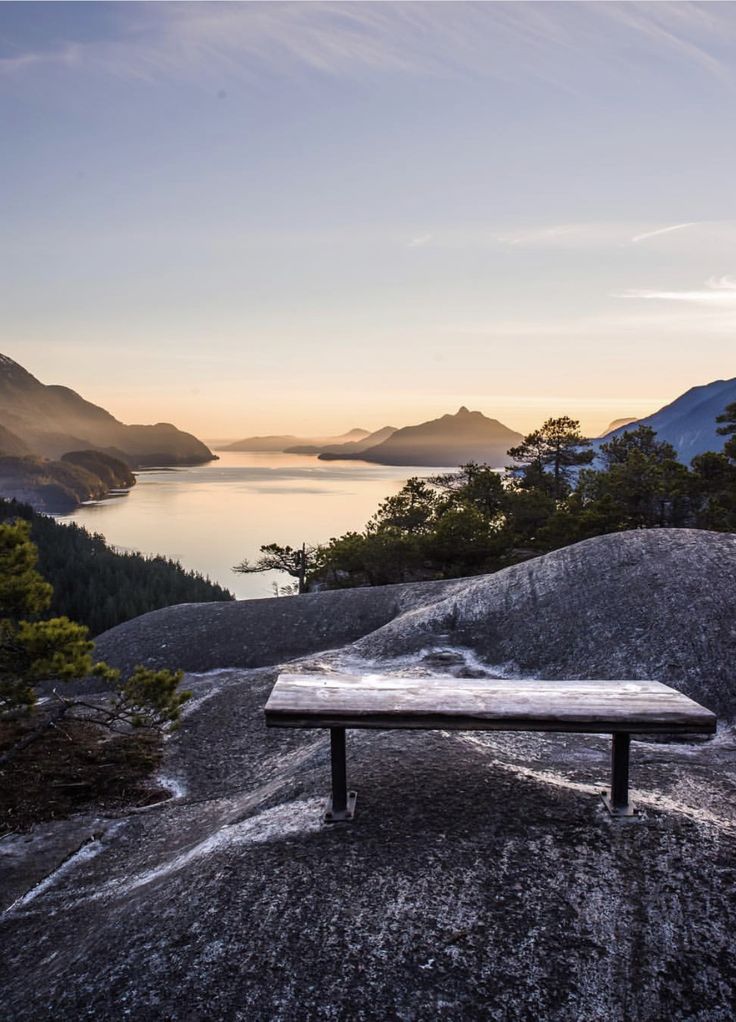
[247, 408, 736, 592]
[0, 500, 234, 634]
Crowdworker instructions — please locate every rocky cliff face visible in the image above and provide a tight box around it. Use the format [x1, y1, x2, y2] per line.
[2, 529, 735, 1021]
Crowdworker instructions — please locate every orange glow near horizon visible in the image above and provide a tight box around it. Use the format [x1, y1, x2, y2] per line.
[85, 389, 668, 444]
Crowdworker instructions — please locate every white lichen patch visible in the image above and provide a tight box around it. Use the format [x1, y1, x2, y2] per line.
[314, 644, 516, 680]
[155, 775, 187, 801]
[94, 798, 325, 898]
[5, 837, 104, 914]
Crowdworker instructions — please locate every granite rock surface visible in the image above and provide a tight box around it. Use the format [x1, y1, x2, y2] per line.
[3, 529, 736, 1021]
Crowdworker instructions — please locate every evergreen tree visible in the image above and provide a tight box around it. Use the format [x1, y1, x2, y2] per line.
[367, 478, 439, 535]
[233, 543, 317, 594]
[0, 519, 189, 763]
[0, 500, 233, 635]
[691, 451, 736, 530]
[599, 425, 677, 468]
[430, 462, 505, 520]
[507, 417, 593, 498]
[716, 401, 736, 461]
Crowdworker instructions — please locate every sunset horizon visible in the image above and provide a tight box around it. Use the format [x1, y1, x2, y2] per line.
[3, 2, 735, 438]
[3, 6, 736, 1016]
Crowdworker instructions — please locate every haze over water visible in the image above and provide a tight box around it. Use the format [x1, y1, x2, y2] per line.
[59, 452, 440, 600]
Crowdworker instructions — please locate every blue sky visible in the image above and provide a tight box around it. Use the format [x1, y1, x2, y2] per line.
[2, 2, 735, 436]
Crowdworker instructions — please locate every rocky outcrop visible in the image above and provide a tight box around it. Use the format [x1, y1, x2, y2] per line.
[2, 528, 735, 1021]
[3, 656, 736, 1021]
[92, 578, 466, 679]
[95, 529, 736, 719]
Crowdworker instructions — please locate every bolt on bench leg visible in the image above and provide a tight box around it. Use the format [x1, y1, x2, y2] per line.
[602, 731, 638, 818]
[325, 727, 357, 823]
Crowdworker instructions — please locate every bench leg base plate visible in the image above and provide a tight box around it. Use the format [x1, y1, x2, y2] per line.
[601, 793, 639, 819]
[325, 791, 357, 823]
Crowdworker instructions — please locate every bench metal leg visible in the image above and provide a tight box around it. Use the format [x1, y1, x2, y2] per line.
[325, 727, 357, 823]
[602, 732, 638, 818]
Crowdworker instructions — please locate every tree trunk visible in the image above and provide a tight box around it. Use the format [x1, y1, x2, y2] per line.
[298, 543, 306, 594]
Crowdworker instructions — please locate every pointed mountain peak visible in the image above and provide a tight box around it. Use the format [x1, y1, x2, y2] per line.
[457, 406, 470, 415]
[0, 353, 36, 377]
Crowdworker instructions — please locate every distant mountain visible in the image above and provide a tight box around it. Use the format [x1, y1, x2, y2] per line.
[599, 418, 637, 437]
[284, 429, 371, 455]
[593, 378, 736, 463]
[339, 407, 524, 467]
[219, 435, 304, 452]
[318, 426, 398, 460]
[0, 353, 214, 467]
[223, 429, 370, 453]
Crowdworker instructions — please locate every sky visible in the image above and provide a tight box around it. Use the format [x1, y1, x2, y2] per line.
[1, 1, 735, 439]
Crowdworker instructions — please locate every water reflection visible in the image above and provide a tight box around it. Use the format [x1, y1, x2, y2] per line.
[59, 452, 448, 600]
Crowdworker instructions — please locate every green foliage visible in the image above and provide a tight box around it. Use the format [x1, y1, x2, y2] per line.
[716, 401, 736, 462]
[0, 520, 103, 715]
[691, 451, 736, 530]
[299, 409, 736, 592]
[0, 500, 234, 635]
[599, 425, 676, 468]
[367, 478, 439, 535]
[315, 465, 512, 587]
[507, 416, 594, 498]
[17, 616, 97, 683]
[318, 530, 424, 587]
[430, 462, 505, 519]
[113, 666, 189, 729]
[0, 519, 52, 619]
[0, 519, 189, 755]
[234, 543, 316, 594]
[577, 448, 693, 530]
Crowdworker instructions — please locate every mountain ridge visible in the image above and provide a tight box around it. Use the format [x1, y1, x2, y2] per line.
[339, 406, 524, 467]
[222, 428, 369, 453]
[593, 377, 736, 462]
[0, 353, 215, 468]
[318, 425, 398, 460]
[0, 353, 215, 510]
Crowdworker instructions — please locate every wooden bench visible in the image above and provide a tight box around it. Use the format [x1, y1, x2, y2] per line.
[264, 672, 717, 821]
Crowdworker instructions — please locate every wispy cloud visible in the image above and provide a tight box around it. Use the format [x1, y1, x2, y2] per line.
[631, 222, 698, 244]
[494, 222, 691, 250]
[615, 276, 736, 305]
[598, 2, 736, 87]
[2, 2, 736, 88]
[407, 233, 432, 249]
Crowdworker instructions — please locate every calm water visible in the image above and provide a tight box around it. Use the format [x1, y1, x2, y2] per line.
[59, 452, 446, 600]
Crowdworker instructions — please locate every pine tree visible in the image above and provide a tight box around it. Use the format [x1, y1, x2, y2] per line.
[0, 519, 189, 765]
[508, 417, 594, 499]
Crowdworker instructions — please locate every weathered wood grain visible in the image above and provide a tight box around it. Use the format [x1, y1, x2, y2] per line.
[264, 673, 717, 734]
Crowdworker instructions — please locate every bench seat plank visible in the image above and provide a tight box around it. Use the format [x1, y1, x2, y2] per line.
[265, 673, 716, 734]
